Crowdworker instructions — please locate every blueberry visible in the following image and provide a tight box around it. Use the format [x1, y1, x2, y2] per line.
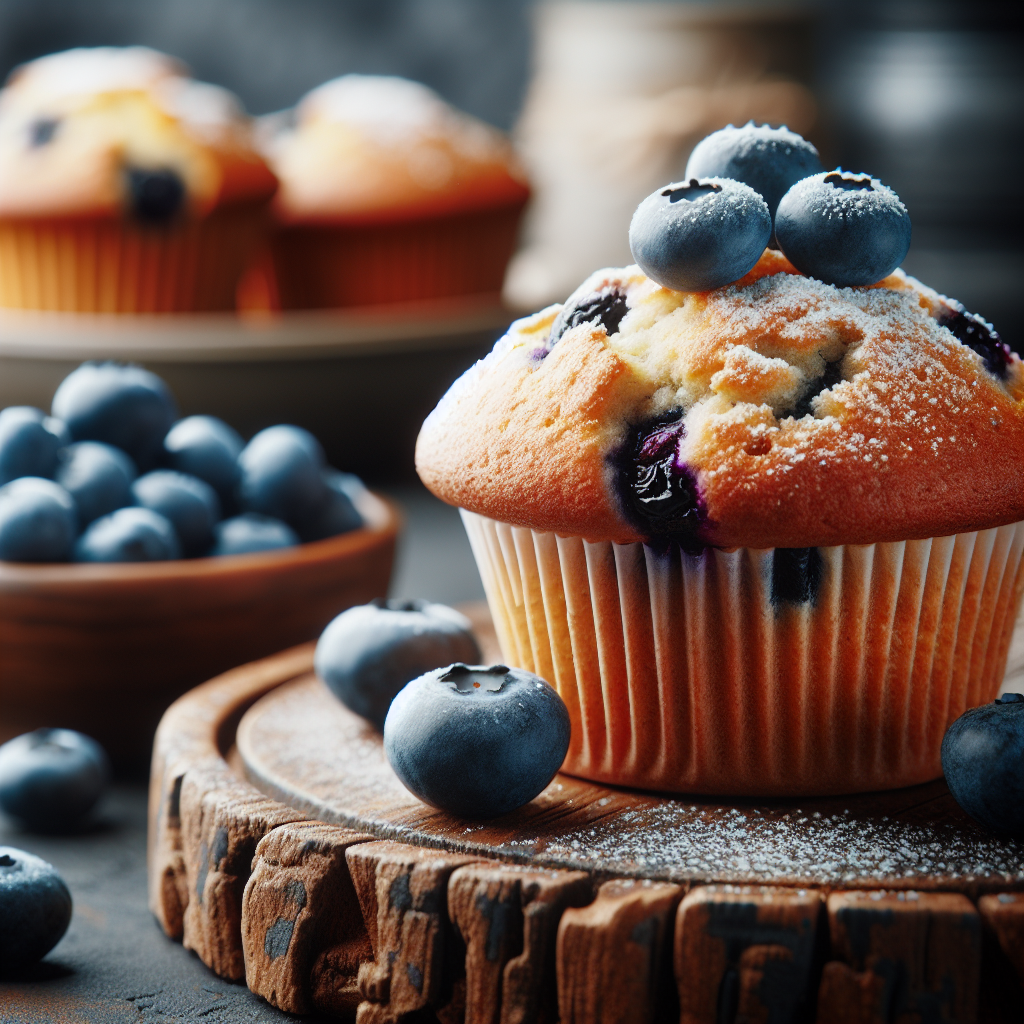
[629, 178, 771, 292]
[616, 413, 703, 545]
[775, 170, 912, 287]
[237, 425, 330, 535]
[74, 506, 180, 563]
[935, 302, 1013, 380]
[51, 363, 178, 471]
[770, 547, 823, 606]
[27, 117, 60, 148]
[942, 696, 1024, 836]
[0, 729, 110, 832]
[316, 600, 482, 731]
[0, 478, 77, 562]
[322, 468, 368, 505]
[125, 167, 186, 225]
[0, 847, 72, 969]
[298, 472, 363, 542]
[163, 415, 243, 511]
[549, 285, 629, 348]
[684, 123, 824, 246]
[131, 470, 220, 557]
[0, 407, 61, 485]
[210, 513, 298, 556]
[43, 417, 71, 448]
[384, 663, 571, 818]
[55, 441, 136, 527]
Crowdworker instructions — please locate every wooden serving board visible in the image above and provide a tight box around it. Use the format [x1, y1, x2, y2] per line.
[148, 604, 1024, 1023]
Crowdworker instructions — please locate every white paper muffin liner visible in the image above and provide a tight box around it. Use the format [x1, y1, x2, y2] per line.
[461, 511, 1024, 796]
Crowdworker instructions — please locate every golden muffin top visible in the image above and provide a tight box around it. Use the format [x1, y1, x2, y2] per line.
[0, 47, 277, 220]
[416, 250, 1024, 549]
[259, 74, 529, 226]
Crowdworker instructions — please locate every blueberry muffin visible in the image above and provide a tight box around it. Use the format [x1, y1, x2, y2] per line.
[254, 74, 529, 309]
[0, 47, 277, 313]
[416, 249, 1024, 796]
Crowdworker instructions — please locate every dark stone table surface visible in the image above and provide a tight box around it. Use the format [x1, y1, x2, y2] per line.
[0, 784, 334, 1024]
[0, 484, 483, 1023]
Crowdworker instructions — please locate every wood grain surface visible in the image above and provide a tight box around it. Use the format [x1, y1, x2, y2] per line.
[235, 672, 1024, 896]
[148, 607, 1024, 1023]
[1, 490, 397, 771]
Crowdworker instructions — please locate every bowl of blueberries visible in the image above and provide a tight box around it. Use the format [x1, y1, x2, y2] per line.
[0, 362, 398, 772]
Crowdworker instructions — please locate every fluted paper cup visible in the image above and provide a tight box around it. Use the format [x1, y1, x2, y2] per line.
[0, 203, 269, 313]
[461, 510, 1024, 796]
[268, 203, 525, 309]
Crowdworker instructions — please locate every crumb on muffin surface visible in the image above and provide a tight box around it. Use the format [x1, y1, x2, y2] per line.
[416, 250, 1024, 549]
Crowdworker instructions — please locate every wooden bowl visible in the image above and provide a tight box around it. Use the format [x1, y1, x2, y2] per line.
[0, 490, 399, 774]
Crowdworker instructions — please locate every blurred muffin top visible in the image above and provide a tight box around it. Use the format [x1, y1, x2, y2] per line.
[416, 250, 1024, 549]
[260, 74, 529, 226]
[0, 47, 277, 219]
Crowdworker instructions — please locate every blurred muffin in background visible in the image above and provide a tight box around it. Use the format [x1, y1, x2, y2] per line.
[0, 47, 278, 314]
[253, 74, 529, 310]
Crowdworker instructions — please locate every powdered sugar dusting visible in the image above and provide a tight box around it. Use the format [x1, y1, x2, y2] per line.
[3, 46, 183, 107]
[241, 677, 1024, 895]
[785, 171, 908, 222]
[298, 74, 507, 159]
[520, 789, 1024, 889]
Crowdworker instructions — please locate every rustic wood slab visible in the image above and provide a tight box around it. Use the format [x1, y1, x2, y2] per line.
[234, 672, 1024, 896]
[557, 879, 682, 1024]
[674, 885, 824, 1023]
[242, 820, 376, 1016]
[817, 890, 980, 1023]
[149, 605, 1024, 1023]
[448, 863, 592, 1024]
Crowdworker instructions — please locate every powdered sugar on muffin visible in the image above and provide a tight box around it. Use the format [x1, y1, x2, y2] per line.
[417, 250, 1023, 548]
[261, 74, 528, 224]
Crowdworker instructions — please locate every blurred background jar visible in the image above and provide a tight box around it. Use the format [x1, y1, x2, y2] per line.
[505, 0, 817, 309]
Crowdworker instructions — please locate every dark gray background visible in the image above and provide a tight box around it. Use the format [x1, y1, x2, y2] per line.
[0, 0, 532, 128]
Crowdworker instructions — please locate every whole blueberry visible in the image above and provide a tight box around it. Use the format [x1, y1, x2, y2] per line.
[684, 122, 824, 245]
[51, 363, 178, 471]
[125, 167, 186, 225]
[43, 416, 71, 447]
[74, 506, 180, 563]
[210, 513, 298, 556]
[941, 694, 1024, 836]
[298, 472, 363, 542]
[163, 415, 243, 510]
[384, 663, 571, 819]
[629, 177, 771, 292]
[55, 441, 136, 527]
[131, 470, 220, 557]
[0, 407, 62, 485]
[0, 847, 72, 969]
[775, 170, 912, 287]
[323, 468, 368, 505]
[316, 600, 482, 731]
[28, 116, 60, 148]
[0, 729, 110, 832]
[0, 477, 77, 562]
[237, 425, 330, 534]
